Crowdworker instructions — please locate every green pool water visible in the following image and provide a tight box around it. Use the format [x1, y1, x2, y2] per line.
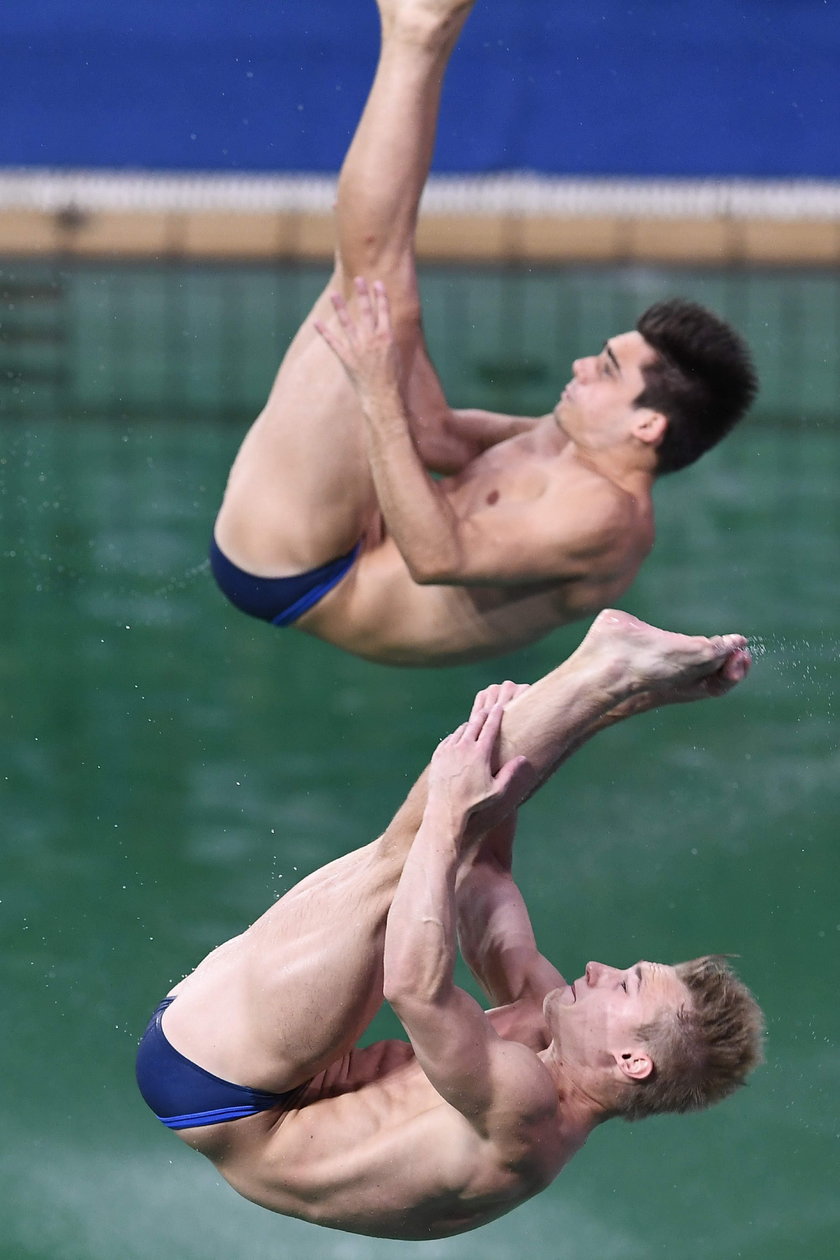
[1, 263, 838, 1259]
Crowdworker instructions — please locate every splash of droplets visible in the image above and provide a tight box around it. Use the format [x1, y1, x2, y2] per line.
[745, 634, 839, 712]
[151, 558, 210, 600]
[746, 632, 824, 668]
[748, 635, 768, 659]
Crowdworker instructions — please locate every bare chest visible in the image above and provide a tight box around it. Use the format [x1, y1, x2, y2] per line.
[444, 445, 556, 514]
[227, 1043, 569, 1239]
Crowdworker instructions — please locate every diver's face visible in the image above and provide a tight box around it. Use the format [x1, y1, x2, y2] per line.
[544, 959, 687, 1075]
[554, 330, 657, 448]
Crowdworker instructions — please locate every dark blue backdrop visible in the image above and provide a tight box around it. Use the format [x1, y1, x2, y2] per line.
[3, 0, 839, 176]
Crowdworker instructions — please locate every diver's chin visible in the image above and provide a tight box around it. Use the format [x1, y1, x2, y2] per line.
[545, 984, 576, 1022]
[553, 404, 570, 435]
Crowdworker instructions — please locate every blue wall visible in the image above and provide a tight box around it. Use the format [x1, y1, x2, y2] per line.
[3, 0, 839, 176]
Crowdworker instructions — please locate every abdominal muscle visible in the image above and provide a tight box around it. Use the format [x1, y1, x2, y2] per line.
[179, 1040, 555, 1241]
[298, 531, 634, 667]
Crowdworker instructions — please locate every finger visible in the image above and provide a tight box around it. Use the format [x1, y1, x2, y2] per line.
[475, 701, 505, 752]
[470, 683, 504, 717]
[495, 680, 528, 706]
[372, 280, 393, 334]
[460, 708, 491, 742]
[330, 291, 355, 333]
[354, 276, 375, 327]
[490, 755, 535, 806]
[468, 687, 493, 719]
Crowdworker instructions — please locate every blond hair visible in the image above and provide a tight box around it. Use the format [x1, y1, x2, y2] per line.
[615, 955, 764, 1122]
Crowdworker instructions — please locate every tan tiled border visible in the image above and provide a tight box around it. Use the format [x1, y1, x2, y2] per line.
[2, 207, 840, 266]
[3, 172, 840, 265]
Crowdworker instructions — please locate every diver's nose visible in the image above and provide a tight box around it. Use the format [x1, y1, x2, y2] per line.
[585, 961, 605, 985]
[572, 355, 592, 381]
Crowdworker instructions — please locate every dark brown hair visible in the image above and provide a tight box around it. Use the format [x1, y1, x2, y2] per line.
[635, 299, 758, 474]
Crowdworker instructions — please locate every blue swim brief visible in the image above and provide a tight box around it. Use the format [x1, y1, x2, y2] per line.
[136, 997, 297, 1130]
[209, 535, 360, 627]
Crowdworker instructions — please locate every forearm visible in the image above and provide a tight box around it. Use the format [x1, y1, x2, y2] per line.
[316, 284, 468, 576]
[382, 801, 463, 1006]
[358, 382, 466, 582]
[405, 407, 543, 477]
[447, 408, 543, 456]
[456, 863, 536, 1006]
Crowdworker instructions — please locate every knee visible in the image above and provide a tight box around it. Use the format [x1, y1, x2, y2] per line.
[334, 256, 422, 326]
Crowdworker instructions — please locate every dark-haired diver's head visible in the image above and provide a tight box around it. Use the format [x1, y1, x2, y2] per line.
[634, 298, 758, 474]
[554, 301, 757, 475]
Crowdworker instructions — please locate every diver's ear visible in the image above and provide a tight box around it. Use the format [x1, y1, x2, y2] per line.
[614, 1047, 654, 1081]
[631, 409, 667, 448]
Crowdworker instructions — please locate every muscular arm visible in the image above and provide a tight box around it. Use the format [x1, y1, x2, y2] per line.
[424, 407, 547, 475]
[456, 814, 565, 1010]
[316, 280, 615, 586]
[382, 710, 547, 1132]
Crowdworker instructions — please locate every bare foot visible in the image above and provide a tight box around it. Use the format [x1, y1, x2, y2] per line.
[575, 609, 750, 702]
[596, 651, 750, 733]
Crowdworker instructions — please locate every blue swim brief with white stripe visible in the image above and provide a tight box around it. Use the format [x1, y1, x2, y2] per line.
[135, 996, 297, 1130]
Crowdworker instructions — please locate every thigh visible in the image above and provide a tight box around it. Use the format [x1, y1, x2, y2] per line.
[214, 264, 456, 575]
[164, 839, 400, 1091]
[214, 275, 378, 576]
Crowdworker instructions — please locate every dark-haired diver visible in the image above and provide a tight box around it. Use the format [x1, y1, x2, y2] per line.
[137, 611, 763, 1240]
[211, 0, 757, 665]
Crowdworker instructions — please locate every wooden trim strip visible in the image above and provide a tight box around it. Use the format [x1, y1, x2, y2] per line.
[1, 207, 839, 266]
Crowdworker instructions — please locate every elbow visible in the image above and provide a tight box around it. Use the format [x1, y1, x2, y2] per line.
[383, 969, 419, 1011]
[382, 980, 404, 1009]
[407, 563, 447, 586]
[383, 953, 446, 1010]
[382, 950, 416, 1006]
[385, 983, 441, 1028]
[404, 546, 463, 586]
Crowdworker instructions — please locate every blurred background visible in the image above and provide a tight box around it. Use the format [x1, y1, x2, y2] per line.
[2, 3, 839, 1258]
